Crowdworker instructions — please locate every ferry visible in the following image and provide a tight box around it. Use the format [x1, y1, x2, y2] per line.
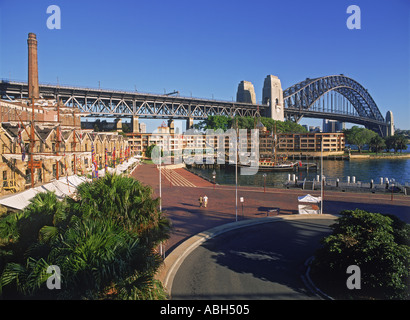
[257, 159, 297, 171]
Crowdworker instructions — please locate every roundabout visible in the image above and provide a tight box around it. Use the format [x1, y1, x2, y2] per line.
[160, 214, 338, 300]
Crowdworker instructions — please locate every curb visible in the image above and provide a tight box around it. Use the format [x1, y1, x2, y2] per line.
[301, 256, 335, 300]
[158, 213, 338, 298]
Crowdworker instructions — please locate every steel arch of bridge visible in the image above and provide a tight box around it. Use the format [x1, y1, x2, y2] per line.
[283, 75, 386, 135]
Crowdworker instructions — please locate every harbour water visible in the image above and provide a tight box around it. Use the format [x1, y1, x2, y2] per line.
[187, 154, 410, 188]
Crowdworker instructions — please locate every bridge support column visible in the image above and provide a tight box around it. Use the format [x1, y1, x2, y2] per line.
[262, 75, 284, 121]
[168, 119, 175, 134]
[115, 118, 122, 132]
[186, 117, 194, 131]
[132, 115, 139, 133]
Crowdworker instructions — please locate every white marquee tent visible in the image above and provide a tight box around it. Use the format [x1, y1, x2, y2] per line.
[297, 194, 322, 214]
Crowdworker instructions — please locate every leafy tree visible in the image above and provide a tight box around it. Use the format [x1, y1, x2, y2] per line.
[196, 115, 307, 133]
[384, 135, 396, 152]
[122, 123, 131, 134]
[311, 209, 409, 300]
[0, 174, 171, 300]
[145, 144, 156, 158]
[344, 126, 377, 153]
[395, 135, 408, 153]
[384, 135, 408, 153]
[394, 129, 410, 139]
[195, 115, 232, 131]
[369, 135, 386, 154]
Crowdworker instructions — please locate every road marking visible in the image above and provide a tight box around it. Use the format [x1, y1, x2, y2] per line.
[161, 168, 197, 187]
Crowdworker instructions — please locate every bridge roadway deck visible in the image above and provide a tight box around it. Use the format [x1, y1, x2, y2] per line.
[131, 163, 410, 256]
[0, 80, 263, 119]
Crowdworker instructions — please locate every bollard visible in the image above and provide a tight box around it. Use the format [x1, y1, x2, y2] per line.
[292, 174, 295, 182]
[380, 177, 383, 185]
[347, 176, 350, 184]
[352, 176, 356, 184]
[288, 174, 291, 182]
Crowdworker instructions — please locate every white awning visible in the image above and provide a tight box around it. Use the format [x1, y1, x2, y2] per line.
[0, 175, 90, 210]
[0, 157, 140, 211]
[298, 194, 322, 203]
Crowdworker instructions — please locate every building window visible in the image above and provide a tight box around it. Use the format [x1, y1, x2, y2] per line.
[25, 169, 31, 184]
[38, 168, 42, 183]
[2, 170, 7, 187]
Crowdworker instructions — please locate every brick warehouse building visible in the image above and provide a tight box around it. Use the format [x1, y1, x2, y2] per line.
[0, 103, 128, 196]
[0, 33, 129, 197]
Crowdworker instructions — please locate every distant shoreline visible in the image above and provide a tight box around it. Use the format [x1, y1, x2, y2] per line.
[349, 153, 410, 160]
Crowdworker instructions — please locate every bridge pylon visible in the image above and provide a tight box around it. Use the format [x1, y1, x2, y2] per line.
[385, 111, 394, 136]
[262, 75, 284, 121]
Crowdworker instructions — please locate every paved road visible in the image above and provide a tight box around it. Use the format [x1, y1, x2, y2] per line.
[171, 218, 334, 300]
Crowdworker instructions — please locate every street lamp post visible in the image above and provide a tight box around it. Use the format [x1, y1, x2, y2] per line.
[320, 138, 323, 215]
[263, 173, 267, 193]
[212, 169, 216, 190]
[235, 124, 238, 222]
[158, 148, 163, 257]
[235, 142, 238, 222]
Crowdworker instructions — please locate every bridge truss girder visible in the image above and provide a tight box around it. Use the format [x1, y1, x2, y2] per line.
[0, 81, 262, 120]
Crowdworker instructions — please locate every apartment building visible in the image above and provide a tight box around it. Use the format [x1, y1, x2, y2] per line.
[127, 125, 345, 162]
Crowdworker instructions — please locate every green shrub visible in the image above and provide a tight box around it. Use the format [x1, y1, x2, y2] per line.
[311, 209, 409, 300]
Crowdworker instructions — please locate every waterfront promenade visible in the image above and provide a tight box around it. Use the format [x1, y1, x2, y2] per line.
[131, 163, 410, 256]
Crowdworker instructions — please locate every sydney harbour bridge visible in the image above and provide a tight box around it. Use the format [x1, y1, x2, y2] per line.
[0, 74, 393, 137]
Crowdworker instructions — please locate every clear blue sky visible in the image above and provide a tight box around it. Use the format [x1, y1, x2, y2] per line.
[0, 0, 409, 131]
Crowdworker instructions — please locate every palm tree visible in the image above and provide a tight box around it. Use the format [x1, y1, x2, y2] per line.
[71, 174, 171, 245]
[0, 174, 171, 299]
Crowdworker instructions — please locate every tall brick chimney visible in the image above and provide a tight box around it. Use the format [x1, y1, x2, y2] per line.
[27, 33, 39, 99]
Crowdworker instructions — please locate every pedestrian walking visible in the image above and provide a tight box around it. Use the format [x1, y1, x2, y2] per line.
[199, 196, 203, 207]
[203, 195, 208, 208]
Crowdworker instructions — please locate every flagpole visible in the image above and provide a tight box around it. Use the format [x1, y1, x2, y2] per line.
[159, 146, 163, 257]
[56, 100, 60, 181]
[30, 87, 35, 188]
